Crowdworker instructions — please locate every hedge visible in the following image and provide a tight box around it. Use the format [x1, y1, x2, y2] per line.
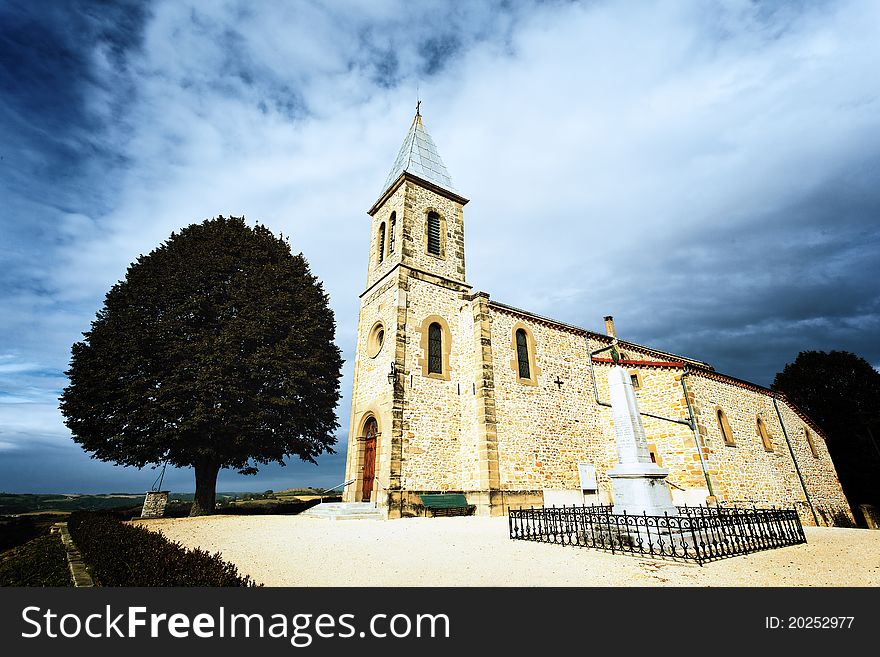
[0, 533, 71, 587]
[0, 516, 44, 552]
[67, 512, 259, 586]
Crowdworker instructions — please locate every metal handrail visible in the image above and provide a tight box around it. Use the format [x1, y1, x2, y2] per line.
[320, 479, 355, 503]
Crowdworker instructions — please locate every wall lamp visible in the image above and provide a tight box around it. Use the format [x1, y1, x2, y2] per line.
[387, 361, 398, 385]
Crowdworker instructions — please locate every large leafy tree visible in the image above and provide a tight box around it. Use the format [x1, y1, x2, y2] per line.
[772, 350, 880, 520]
[60, 216, 343, 515]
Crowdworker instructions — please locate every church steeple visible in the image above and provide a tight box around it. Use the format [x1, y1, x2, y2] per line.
[364, 108, 469, 291]
[371, 107, 467, 214]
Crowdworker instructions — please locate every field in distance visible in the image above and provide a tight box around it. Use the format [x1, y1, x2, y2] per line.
[0, 488, 327, 516]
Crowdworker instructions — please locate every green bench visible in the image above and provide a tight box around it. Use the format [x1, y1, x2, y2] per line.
[419, 494, 476, 517]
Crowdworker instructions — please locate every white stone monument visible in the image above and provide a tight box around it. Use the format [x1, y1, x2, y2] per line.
[606, 363, 678, 517]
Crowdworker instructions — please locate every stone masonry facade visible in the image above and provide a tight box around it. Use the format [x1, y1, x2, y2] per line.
[343, 116, 853, 526]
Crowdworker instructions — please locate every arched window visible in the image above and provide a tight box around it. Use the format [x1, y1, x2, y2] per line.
[510, 322, 540, 385]
[717, 408, 735, 446]
[388, 212, 396, 254]
[366, 321, 385, 358]
[428, 322, 443, 374]
[377, 222, 386, 263]
[756, 416, 773, 452]
[805, 428, 819, 458]
[427, 211, 441, 256]
[515, 329, 530, 379]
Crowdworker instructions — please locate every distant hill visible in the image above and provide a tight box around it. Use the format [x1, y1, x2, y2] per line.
[0, 493, 147, 515]
[0, 488, 329, 515]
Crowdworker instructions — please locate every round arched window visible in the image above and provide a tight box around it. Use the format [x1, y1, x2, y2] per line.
[367, 321, 385, 358]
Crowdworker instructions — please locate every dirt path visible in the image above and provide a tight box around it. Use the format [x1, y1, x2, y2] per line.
[134, 515, 880, 587]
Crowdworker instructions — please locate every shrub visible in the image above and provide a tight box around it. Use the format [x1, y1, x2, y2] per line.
[0, 533, 71, 587]
[0, 516, 43, 552]
[222, 498, 322, 515]
[67, 512, 259, 586]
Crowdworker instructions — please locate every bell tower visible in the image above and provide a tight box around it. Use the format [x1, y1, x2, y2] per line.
[344, 107, 472, 516]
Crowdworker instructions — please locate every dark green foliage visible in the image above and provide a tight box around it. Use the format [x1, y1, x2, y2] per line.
[59, 217, 343, 514]
[0, 534, 71, 587]
[772, 350, 880, 520]
[0, 516, 42, 552]
[67, 512, 259, 586]
[216, 498, 323, 515]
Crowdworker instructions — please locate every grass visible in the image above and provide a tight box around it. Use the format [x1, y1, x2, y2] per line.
[0, 533, 71, 587]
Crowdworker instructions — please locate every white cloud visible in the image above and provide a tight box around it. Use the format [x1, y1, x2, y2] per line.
[3, 0, 879, 490]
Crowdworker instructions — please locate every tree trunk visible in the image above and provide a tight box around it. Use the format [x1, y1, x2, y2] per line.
[190, 460, 220, 516]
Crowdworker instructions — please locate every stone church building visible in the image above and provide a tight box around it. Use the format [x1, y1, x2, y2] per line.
[342, 109, 853, 525]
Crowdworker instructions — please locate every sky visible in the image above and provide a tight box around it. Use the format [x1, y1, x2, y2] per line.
[1, 0, 878, 494]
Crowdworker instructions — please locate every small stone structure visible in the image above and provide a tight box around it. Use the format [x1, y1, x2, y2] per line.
[141, 491, 169, 518]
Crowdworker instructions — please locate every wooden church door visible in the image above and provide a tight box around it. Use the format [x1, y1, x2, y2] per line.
[362, 418, 377, 502]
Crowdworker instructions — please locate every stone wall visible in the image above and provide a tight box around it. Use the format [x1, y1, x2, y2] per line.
[398, 275, 478, 492]
[687, 371, 853, 525]
[486, 306, 853, 524]
[399, 181, 466, 284]
[489, 306, 616, 501]
[343, 276, 399, 504]
[140, 491, 169, 518]
[365, 185, 406, 291]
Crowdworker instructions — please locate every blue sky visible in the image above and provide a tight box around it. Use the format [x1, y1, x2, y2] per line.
[1, 0, 878, 494]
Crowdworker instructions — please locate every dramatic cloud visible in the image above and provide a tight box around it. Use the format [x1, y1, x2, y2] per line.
[1, 0, 878, 492]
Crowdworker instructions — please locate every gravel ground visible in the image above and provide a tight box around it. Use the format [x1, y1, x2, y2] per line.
[133, 515, 880, 587]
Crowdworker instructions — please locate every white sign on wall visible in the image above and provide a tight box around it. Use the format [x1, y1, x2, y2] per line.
[578, 463, 597, 491]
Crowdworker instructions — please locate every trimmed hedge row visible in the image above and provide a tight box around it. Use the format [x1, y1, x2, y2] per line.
[0, 516, 44, 552]
[67, 512, 259, 586]
[0, 533, 71, 587]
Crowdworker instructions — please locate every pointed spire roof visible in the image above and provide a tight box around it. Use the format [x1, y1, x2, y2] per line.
[378, 106, 461, 200]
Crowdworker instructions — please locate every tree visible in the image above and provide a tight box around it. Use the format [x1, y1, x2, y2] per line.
[60, 216, 343, 516]
[772, 350, 880, 519]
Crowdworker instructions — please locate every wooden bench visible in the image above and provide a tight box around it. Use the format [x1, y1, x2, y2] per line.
[419, 494, 476, 517]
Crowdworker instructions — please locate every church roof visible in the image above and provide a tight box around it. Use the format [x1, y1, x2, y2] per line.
[379, 108, 460, 199]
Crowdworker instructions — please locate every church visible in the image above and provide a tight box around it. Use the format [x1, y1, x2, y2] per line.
[342, 108, 853, 526]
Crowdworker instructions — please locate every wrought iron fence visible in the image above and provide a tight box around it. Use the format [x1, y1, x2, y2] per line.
[508, 504, 806, 565]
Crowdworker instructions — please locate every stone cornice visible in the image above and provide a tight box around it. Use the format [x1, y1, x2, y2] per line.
[359, 263, 471, 300]
[368, 172, 469, 216]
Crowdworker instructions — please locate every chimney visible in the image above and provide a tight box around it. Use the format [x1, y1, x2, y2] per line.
[603, 315, 616, 338]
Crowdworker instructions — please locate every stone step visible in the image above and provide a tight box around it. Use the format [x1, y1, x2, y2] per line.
[301, 502, 383, 521]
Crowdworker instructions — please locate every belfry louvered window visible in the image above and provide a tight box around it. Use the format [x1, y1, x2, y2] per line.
[378, 222, 386, 263]
[427, 211, 441, 256]
[428, 322, 442, 374]
[388, 212, 396, 254]
[516, 329, 530, 379]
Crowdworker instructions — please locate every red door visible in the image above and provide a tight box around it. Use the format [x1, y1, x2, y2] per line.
[362, 418, 377, 502]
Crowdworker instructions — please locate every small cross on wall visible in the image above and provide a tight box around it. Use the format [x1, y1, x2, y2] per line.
[554, 376, 564, 389]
